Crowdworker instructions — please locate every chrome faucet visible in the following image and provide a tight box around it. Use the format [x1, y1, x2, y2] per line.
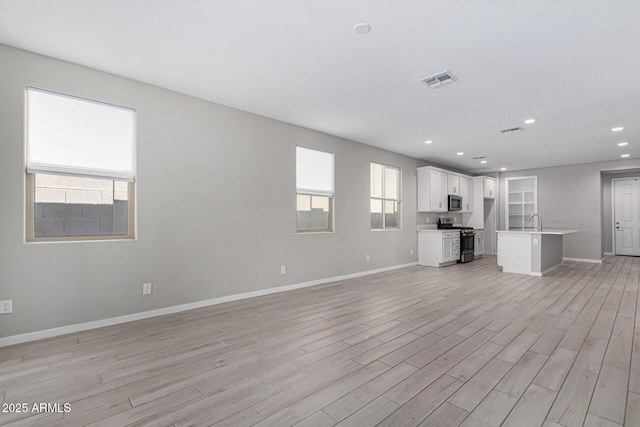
[528, 214, 542, 231]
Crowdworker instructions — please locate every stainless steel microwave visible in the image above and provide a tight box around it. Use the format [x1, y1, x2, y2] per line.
[448, 194, 462, 211]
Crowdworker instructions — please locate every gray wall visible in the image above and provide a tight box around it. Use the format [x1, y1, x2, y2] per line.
[0, 44, 426, 338]
[498, 160, 640, 261]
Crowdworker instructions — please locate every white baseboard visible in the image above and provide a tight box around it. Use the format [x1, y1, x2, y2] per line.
[603, 252, 614, 256]
[563, 257, 603, 264]
[0, 262, 418, 348]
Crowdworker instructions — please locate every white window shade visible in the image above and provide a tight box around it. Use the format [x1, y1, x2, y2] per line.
[296, 146, 334, 197]
[385, 166, 400, 200]
[370, 163, 383, 198]
[26, 88, 135, 181]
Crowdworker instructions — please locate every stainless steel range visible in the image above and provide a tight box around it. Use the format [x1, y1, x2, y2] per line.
[437, 217, 475, 263]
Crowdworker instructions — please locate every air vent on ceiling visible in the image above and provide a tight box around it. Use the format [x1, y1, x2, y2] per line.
[499, 127, 523, 134]
[472, 156, 487, 160]
[420, 70, 457, 88]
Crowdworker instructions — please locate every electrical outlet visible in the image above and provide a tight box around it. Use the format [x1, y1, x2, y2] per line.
[280, 265, 286, 275]
[0, 299, 13, 314]
[142, 283, 152, 295]
[410, 249, 414, 255]
[365, 254, 370, 262]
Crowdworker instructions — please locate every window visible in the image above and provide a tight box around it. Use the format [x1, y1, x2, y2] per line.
[370, 163, 400, 229]
[296, 146, 334, 232]
[25, 87, 135, 241]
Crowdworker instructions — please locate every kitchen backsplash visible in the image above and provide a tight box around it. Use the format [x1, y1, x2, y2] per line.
[417, 212, 463, 226]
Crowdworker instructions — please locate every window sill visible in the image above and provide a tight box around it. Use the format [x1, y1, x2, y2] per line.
[26, 236, 136, 244]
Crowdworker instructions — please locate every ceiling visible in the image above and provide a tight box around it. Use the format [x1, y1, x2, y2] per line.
[1, 0, 639, 173]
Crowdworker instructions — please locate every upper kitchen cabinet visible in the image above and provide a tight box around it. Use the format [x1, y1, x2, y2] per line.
[417, 167, 448, 212]
[447, 175, 460, 196]
[460, 176, 473, 212]
[506, 176, 537, 230]
[418, 166, 474, 212]
[483, 177, 496, 199]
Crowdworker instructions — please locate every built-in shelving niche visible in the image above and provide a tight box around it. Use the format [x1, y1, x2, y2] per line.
[505, 176, 538, 230]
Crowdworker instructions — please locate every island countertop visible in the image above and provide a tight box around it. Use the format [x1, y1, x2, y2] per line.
[496, 229, 579, 235]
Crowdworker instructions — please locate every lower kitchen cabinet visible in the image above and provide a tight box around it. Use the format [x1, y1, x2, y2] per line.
[418, 230, 460, 267]
[474, 229, 485, 258]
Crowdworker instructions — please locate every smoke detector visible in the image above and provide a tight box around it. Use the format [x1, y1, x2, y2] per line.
[420, 71, 457, 88]
[353, 23, 371, 34]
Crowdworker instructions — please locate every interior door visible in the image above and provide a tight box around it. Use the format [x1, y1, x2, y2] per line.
[614, 178, 640, 256]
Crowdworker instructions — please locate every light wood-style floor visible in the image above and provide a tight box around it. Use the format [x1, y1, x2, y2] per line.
[1, 255, 639, 426]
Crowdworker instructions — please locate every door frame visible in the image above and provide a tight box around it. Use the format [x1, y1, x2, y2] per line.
[612, 177, 640, 255]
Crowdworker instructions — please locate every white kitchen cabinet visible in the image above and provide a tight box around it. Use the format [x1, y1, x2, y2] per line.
[452, 237, 461, 261]
[442, 237, 453, 262]
[483, 178, 496, 199]
[417, 167, 448, 212]
[418, 166, 474, 213]
[474, 230, 485, 258]
[460, 177, 473, 212]
[418, 230, 460, 267]
[447, 175, 460, 195]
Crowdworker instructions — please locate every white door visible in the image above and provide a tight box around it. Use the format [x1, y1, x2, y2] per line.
[614, 178, 640, 256]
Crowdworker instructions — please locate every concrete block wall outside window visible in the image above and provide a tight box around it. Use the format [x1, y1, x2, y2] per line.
[33, 174, 129, 238]
[296, 194, 332, 232]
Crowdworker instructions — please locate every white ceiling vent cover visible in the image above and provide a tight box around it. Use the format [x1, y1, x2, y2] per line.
[499, 127, 523, 134]
[420, 70, 457, 88]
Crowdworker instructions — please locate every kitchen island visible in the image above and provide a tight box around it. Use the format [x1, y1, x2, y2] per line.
[496, 229, 579, 276]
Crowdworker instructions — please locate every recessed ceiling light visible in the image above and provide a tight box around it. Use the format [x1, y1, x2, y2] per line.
[612, 127, 624, 132]
[480, 160, 488, 164]
[618, 142, 629, 146]
[353, 23, 371, 34]
[456, 152, 464, 156]
[621, 154, 630, 158]
[424, 140, 433, 144]
[524, 118, 536, 124]
[500, 167, 507, 171]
